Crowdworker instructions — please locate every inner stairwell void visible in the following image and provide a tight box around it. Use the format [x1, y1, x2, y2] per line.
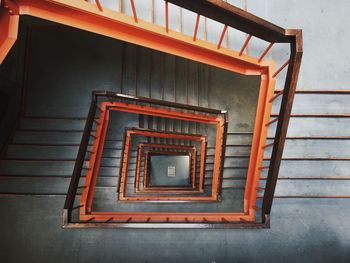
[0, 0, 302, 228]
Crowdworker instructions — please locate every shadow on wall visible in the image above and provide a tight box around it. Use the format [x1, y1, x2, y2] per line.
[0, 80, 21, 153]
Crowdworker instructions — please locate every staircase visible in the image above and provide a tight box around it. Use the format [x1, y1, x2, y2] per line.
[0, 114, 249, 212]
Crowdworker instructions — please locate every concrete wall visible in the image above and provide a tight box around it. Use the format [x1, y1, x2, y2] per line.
[0, 20, 27, 151]
[250, 0, 350, 90]
[0, 1, 350, 262]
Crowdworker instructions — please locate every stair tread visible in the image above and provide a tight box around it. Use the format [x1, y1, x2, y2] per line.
[19, 117, 87, 131]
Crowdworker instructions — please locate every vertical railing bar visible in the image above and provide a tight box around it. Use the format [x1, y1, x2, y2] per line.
[72, 204, 84, 210]
[269, 89, 284, 103]
[165, 1, 169, 33]
[244, 0, 249, 54]
[217, 25, 228, 49]
[262, 142, 274, 149]
[218, 121, 228, 196]
[265, 117, 278, 127]
[105, 217, 114, 223]
[258, 42, 274, 62]
[226, 26, 229, 48]
[193, 14, 200, 41]
[130, 0, 138, 23]
[223, 0, 229, 47]
[117, 130, 127, 192]
[94, 0, 103, 11]
[272, 59, 290, 78]
[258, 166, 269, 170]
[63, 92, 97, 223]
[239, 34, 252, 56]
[84, 217, 95, 223]
[222, 217, 229, 223]
[262, 32, 303, 222]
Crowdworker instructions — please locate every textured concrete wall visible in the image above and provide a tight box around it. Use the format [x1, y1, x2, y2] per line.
[0, 22, 27, 150]
[0, 1, 349, 262]
[250, 0, 350, 89]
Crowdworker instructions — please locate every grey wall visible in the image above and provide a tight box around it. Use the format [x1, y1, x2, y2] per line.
[0, 1, 350, 262]
[250, 0, 350, 90]
[22, 16, 260, 132]
[0, 20, 27, 151]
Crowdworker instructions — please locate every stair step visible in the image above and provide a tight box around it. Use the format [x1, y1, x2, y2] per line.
[19, 117, 86, 131]
[6, 145, 81, 160]
[0, 175, 244, 201]
[226, 134, 253, 145]
[206, 147, 251, 156]
[5, 144, 138, 160]
[0, 177, 72, 194]
[0, 160, 75, 176]
[92, 188, 244, 212]
[0, 160, 120, 176]
[13, 130, 83, 145]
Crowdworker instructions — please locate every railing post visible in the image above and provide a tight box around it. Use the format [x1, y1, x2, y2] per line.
[63, 91, 97, 224]
[218, 120, 228, 196]
[262, 30, 303, 222]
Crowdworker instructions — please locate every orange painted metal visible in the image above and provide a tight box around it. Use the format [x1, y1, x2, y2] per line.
[0, 0, 279, 223]
[244, 71, 276, 213]
[165, 1, 169, 33]
[272, 59, 290, 78]
[269, 89, 284, 103]
[239, 34, 252, 56]
[193, 14, 200, 41]
[80, 212, 252, 223]
[93, 0, 103, 12]
[141, 150, 194, 191]
[0, 2, 19, 64]
[130, 0, 138, 23]
[211, 118, 224, 195]
[262, 142, 274, 149]
[140, 147, 196, 191]
[217, 25, 228, 49]
[134, 144, 143, 189]
[265, 117, 278, 127]
[0, 0, 272, 76]
[81, 103, 109, 213]
[136, 144, 198, 192]
[77, 101, 257, 222]
[258, 42, 274, 62]
[134, 143, 199, 193]
[107, 102, 220, 124]
[118, 129, 213, 201]
[80, 102, 226, 217]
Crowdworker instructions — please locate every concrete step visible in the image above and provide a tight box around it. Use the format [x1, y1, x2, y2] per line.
[0, 160, 120, 177]
[6, 145, 82, 160]
[19, 117, 86, 131]
[0, 160, 76, 176]
[13, 130, 84, 145]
